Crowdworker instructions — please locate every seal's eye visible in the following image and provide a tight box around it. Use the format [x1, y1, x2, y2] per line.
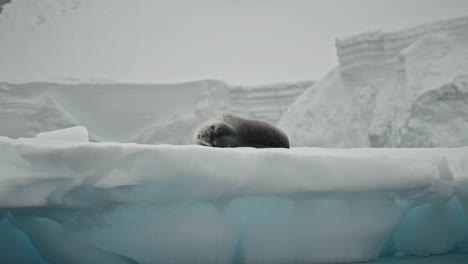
[210, 125, 216, 130]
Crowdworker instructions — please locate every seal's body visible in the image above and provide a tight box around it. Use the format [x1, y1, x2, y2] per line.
[193, 113, 290, 148]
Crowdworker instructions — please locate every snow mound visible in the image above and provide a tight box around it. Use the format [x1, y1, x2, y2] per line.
[279, 16, 468, 147]
[1, 134, 468, 263]
[36, 126, 88, 142]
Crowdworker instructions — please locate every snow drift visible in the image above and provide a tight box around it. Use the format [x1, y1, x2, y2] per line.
[279, 16, 468, 148]
[0, 127, 468, 263]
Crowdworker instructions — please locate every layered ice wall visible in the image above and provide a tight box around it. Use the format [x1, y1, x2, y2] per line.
[279, 16, 468, 147]
[0, 130, 468, 263]
[0, 80, 311, 145]
[228, 81, 313, 125]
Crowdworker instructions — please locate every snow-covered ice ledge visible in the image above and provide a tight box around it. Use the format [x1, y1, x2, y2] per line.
[0, 131, 468, 263]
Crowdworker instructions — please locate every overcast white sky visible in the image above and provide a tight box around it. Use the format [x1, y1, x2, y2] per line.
[1, 0, 468, 84]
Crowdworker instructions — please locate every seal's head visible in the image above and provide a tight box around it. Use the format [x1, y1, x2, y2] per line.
[193, 121, 239, 147]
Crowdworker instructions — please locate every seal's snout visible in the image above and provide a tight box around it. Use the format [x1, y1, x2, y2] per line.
[197, 129, 212, 145]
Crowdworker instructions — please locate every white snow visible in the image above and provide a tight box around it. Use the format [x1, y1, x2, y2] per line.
[0, 135, 468, 263]
[279, 16, 468, 148]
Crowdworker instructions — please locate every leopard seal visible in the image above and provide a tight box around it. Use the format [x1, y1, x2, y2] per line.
[193, 113, 290, 148]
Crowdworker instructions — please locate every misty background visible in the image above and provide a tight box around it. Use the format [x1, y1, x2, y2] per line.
[1, 0, 468, 85]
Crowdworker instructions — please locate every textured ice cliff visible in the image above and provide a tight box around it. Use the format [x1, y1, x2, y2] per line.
[0, 127, 467, 263]
[279, 16, 468, 147]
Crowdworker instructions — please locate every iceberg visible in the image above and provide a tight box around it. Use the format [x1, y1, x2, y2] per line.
[0, 4, 467, 264]
[0, 132, 467, 263]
